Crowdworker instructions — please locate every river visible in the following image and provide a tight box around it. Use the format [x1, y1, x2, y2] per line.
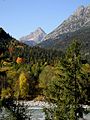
[0, 101, 48, 120]
[0, 101, 90, 120]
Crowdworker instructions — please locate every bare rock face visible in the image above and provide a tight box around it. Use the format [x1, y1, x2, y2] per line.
[44, 5, 90, 40]
[20, 27, 46, 46]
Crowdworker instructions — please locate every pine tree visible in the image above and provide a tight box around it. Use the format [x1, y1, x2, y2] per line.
[45, 40, 89, 120]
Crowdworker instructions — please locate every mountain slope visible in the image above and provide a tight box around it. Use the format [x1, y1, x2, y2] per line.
[38, 5, 90, 62]
[0, 28, 21, 52]
[20, 27, 46, 46]
[39, 26, 90, 50]
[39, 26, 90, 63]
[0, 28, 62, 64]
[44, 5, 90, 41]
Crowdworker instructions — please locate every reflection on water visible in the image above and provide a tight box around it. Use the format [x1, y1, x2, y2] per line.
[0, 107, 16, 120]
[0, 106, 45, 120]
[28, 109, 45, 120]
[0, 102, 90, 120]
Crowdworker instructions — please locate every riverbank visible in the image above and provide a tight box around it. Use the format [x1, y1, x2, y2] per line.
[0, 99, 90, 120]
[16, 100, 53, 109]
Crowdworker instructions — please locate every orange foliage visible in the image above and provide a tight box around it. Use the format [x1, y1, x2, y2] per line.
[16, 57, 24, 64]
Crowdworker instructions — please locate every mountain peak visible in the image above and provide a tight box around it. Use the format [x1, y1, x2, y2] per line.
[34, 27, 46, 34]
[37, 27, 44, 31]
[74, 5, 85, 16]
[44, 5, 90, 40]
[20, 27, 46, 46]
[77, 5, 85, 10]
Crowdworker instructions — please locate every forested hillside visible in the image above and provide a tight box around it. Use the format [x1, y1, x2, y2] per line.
[38, 26, 90, 62]
[0, 28, 62, 64]
[0, 28, 62, 100]
[0, 27, 90, 120]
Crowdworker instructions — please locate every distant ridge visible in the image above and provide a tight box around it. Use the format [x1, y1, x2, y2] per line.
[20, 27, 46, 46]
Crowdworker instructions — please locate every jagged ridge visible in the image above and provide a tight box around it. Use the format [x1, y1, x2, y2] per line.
[44, 5, 90, 40]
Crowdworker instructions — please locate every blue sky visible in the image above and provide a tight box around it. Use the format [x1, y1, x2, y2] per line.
[0, 0, 90, 39]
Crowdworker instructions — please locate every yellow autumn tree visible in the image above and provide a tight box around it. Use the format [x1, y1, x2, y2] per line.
[1, 87, 12, 99]
[19, 71, 29, 99]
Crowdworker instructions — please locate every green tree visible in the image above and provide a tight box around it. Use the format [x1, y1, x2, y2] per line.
[45, 40, 89, 120]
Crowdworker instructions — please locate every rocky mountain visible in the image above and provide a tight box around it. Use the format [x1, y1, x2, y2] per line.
[20, 27, 46, 46]
[39, 25, 90, 51]
[44, 5, 90, 41]
[38, 5, 90, 62]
